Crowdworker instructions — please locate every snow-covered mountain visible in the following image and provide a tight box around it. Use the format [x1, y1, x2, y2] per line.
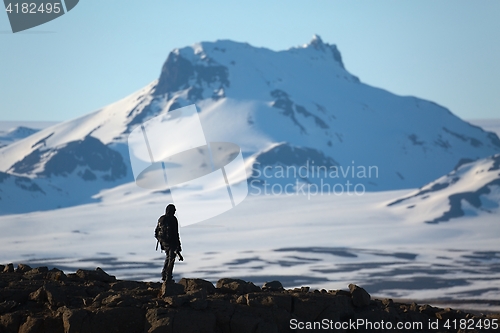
[0, 126, 39, 148]
[1, 35, 499, 214]
[387, 154, 500, 224]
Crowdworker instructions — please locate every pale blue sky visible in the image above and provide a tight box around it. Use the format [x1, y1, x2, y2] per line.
[1, 0, 499, 121]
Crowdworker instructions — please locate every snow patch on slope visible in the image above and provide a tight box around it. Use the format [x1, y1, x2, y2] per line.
[387, 154, 500, 224]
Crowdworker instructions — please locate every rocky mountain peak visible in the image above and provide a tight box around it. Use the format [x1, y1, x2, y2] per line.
[304, 34, 345, 69]
[308, 34, 325, 48]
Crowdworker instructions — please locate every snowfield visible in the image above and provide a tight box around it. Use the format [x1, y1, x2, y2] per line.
[1, 184, 499, 309]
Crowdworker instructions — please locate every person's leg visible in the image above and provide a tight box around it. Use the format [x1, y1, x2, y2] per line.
[164, 248, 176, 281]
[161, 252, 169, 281]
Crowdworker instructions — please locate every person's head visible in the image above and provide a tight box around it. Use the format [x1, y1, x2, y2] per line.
[165, 204, 176, 216]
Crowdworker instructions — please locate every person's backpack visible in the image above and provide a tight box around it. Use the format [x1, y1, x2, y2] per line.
[155, 217, 168, 244]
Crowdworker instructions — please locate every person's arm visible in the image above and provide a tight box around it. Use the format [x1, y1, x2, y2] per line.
[174, 216, 182, 252]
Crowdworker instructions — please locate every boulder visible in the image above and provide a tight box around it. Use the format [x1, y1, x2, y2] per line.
[178, 278, 216, 294]
[216, 278, 260, 294]
[76, 267, 116, 283]
[261, 281, 284, 291]
[46, 268, 66, 282]
[24, 267, 49, 281]
[435, 308, 456, 321]
[349, 283, 371, 307]
[29, 287, 47, 303]
[17, 315, 64, 333]
[18, 316, 43, 333]
[3, 264, 14, 273]
[164, 295, 191, 308]
[15, 264, 32, 273]
[0, 312, 22, 333]
[30, 267, 48, 274]
[61, 308, 91, 333]
[145, 308, 174, 333]
[44, 284, 68, 307]
[160, 282, 185, 297]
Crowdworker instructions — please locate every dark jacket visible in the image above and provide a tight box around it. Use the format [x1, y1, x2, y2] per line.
[155, 215, 181, 251]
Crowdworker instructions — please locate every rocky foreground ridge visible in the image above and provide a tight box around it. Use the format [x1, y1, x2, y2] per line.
[1, 264, 499, 332]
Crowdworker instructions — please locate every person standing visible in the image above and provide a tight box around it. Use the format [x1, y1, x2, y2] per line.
[155, 204, 182, 282]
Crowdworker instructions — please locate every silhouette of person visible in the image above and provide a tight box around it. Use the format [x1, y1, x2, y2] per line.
[155, 204, 182, 282]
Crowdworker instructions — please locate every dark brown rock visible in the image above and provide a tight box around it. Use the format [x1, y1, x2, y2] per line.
[187, 289, 208, 310]
[349, 283, 371, 307]
[18, 316, 43, 333]
[208, 298, 235, 332]
[261, 280, 284, 291]
[46, 268, 66, 282]
[2, 264, 500, 333]
[110, 280, 144, 291]
[16, 264, 32, 274]
[44, 284, 67, 307]
[179, 278, 216, 294]
[145, 308, 174, 333]
[160, 281, 185, 297]
[17, 314, 63, 333]
[30, 267, 48, 274]
[409, 301, 419, 312]
[90, 307, 145, 333]
[29, 287, 47, 303]
[267, 306, 292, 333]
[189, 297, 208, 310]
[419, 304, 439, 316]
[23, 267, 49, 281]
[328, 289, 351, 297]
[3, 264, 14, 273]
[216, 278, 260, 294]
[0, 301, 17, 315]
[384, 305, 401, 318]
[43, 316, 64, 333]
[76, 267, 116, 283]
[90, 291, 114, 308]
[293, 293, 354, 322]
[382, 298, 394, 307]
[230, 309, 262, 333]
[245, 293, 292, 312]
[435, 308, 455, 321]
[61, 308, 91, 333]
[172, 308, 217, 333]
[0, 311, 22, 333]
[164, 295, 191, 308]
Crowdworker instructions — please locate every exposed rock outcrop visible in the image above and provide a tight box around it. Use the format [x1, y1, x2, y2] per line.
[0, 263, 498, 332]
